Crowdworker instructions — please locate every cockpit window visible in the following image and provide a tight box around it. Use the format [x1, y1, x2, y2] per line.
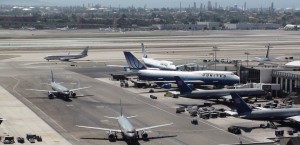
[127, 130, 135, 133]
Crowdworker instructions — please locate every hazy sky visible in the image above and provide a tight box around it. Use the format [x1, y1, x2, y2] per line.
[2, 0, 300, 9]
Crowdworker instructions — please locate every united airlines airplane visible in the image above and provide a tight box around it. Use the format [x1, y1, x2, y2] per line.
[124, 51, 240, 88]
[44, 47, 88, 61]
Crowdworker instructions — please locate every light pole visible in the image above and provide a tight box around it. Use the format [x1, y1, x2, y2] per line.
[244, 52, 250, 67]
[212, 46, 219, 70]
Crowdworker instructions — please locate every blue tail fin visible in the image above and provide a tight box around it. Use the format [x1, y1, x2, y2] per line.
[141, 43, 147, 58]
[51, 70, 54, 82]
[81, 47, 89, 56]
[231, 93, 252, 115]
[123, 51, 146, 70]
[174, 76, 192, 94]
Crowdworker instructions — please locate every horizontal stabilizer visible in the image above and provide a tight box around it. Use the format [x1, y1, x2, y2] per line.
[126, 115, 137, 119]
[104, 116, 119, 119]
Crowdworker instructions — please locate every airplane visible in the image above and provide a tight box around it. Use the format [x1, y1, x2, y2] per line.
[254, 44, 271, 62]
[123, 51, 240, 89]
[26, 70, 91, 100]
[141, 43, 179, 70]
[56, 26, 69, 31]
[44, 47, 88, 61]
[77, 100, 173, 142]
[231, 93, 300, 128]
[283, 24, 300, 30]
[174, 76, 266, 101]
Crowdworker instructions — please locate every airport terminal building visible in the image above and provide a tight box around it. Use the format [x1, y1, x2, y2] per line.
[240, 66, 300, 96]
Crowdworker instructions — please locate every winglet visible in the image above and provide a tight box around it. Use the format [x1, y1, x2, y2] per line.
[123, 51, 147, 70]
[231, 93, 252, 115]
[51, 70, 54, 83]
[141, 43, 147, 58]
[174, 76, 192, 94]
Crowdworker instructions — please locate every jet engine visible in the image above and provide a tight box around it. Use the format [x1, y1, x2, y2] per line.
[70, 91, 76, 98]
[107, 131, 116, 142]
[48, 91, 54, 99]
[141, 130, 148, 140]
[161, 83, 171, 89]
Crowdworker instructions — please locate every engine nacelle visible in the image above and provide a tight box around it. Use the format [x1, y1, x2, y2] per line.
[107, 132, 115, 141]
[186, 83, 194, 90]
[161, 83, 171, 89]
[48, 92, 54, 99]
[70, 91, 76, 98]
[141, 131, 148, 139]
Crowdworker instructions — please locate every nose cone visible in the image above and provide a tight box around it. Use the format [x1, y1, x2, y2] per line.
[234, 75, 240, 84]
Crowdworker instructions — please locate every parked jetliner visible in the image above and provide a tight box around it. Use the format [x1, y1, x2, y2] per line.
[44, 47, 88, 61]
[124, 51, 240, 88]
[255, 44, 272, 62]
[232, 93, 300, 128]
[77, 100, 173, 142]
[26, 70, 91, 101]
[141, 43, 195, 70]
[174, 76, 266, 100]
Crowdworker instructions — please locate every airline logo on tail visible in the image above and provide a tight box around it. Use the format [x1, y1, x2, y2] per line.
[123, 51, 146, 70]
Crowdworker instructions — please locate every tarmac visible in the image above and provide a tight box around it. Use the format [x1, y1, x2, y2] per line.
[0, 29, 300, 145]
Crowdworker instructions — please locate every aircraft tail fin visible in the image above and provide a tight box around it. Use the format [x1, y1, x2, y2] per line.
[123, 51, 147, 70]
[231, 93, 252, 115]
[81, 46, 89, 56]
[51, 70, 54, 83]
[141, 43, 147, 58]
[266, 44, 270, 58]
[174, 76, 192, 94]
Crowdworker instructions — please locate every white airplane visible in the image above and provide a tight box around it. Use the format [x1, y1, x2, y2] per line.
[44, 47, 88, 61]
[124, 51, 240, 89]
[141, 43, 194, 70]
[254, 44, 272, 62]
[56, 26, 69, 31]
[77, 100, 173, 142]
[26, 70, 91, 101]
[283, 24, 300, 30]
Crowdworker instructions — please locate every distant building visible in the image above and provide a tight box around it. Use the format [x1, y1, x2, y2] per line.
[207, 1, 212, 11]
[224, 23, 280, 30]
[159, 22, 220, 30]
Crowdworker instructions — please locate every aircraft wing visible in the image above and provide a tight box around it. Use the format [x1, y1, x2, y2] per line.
[69, 86, 91, 91]
[136, 123, 173, 131]
[76, 125, 122, 133]
[25, 89, 57, 93]
[287, 116, 300, 123]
